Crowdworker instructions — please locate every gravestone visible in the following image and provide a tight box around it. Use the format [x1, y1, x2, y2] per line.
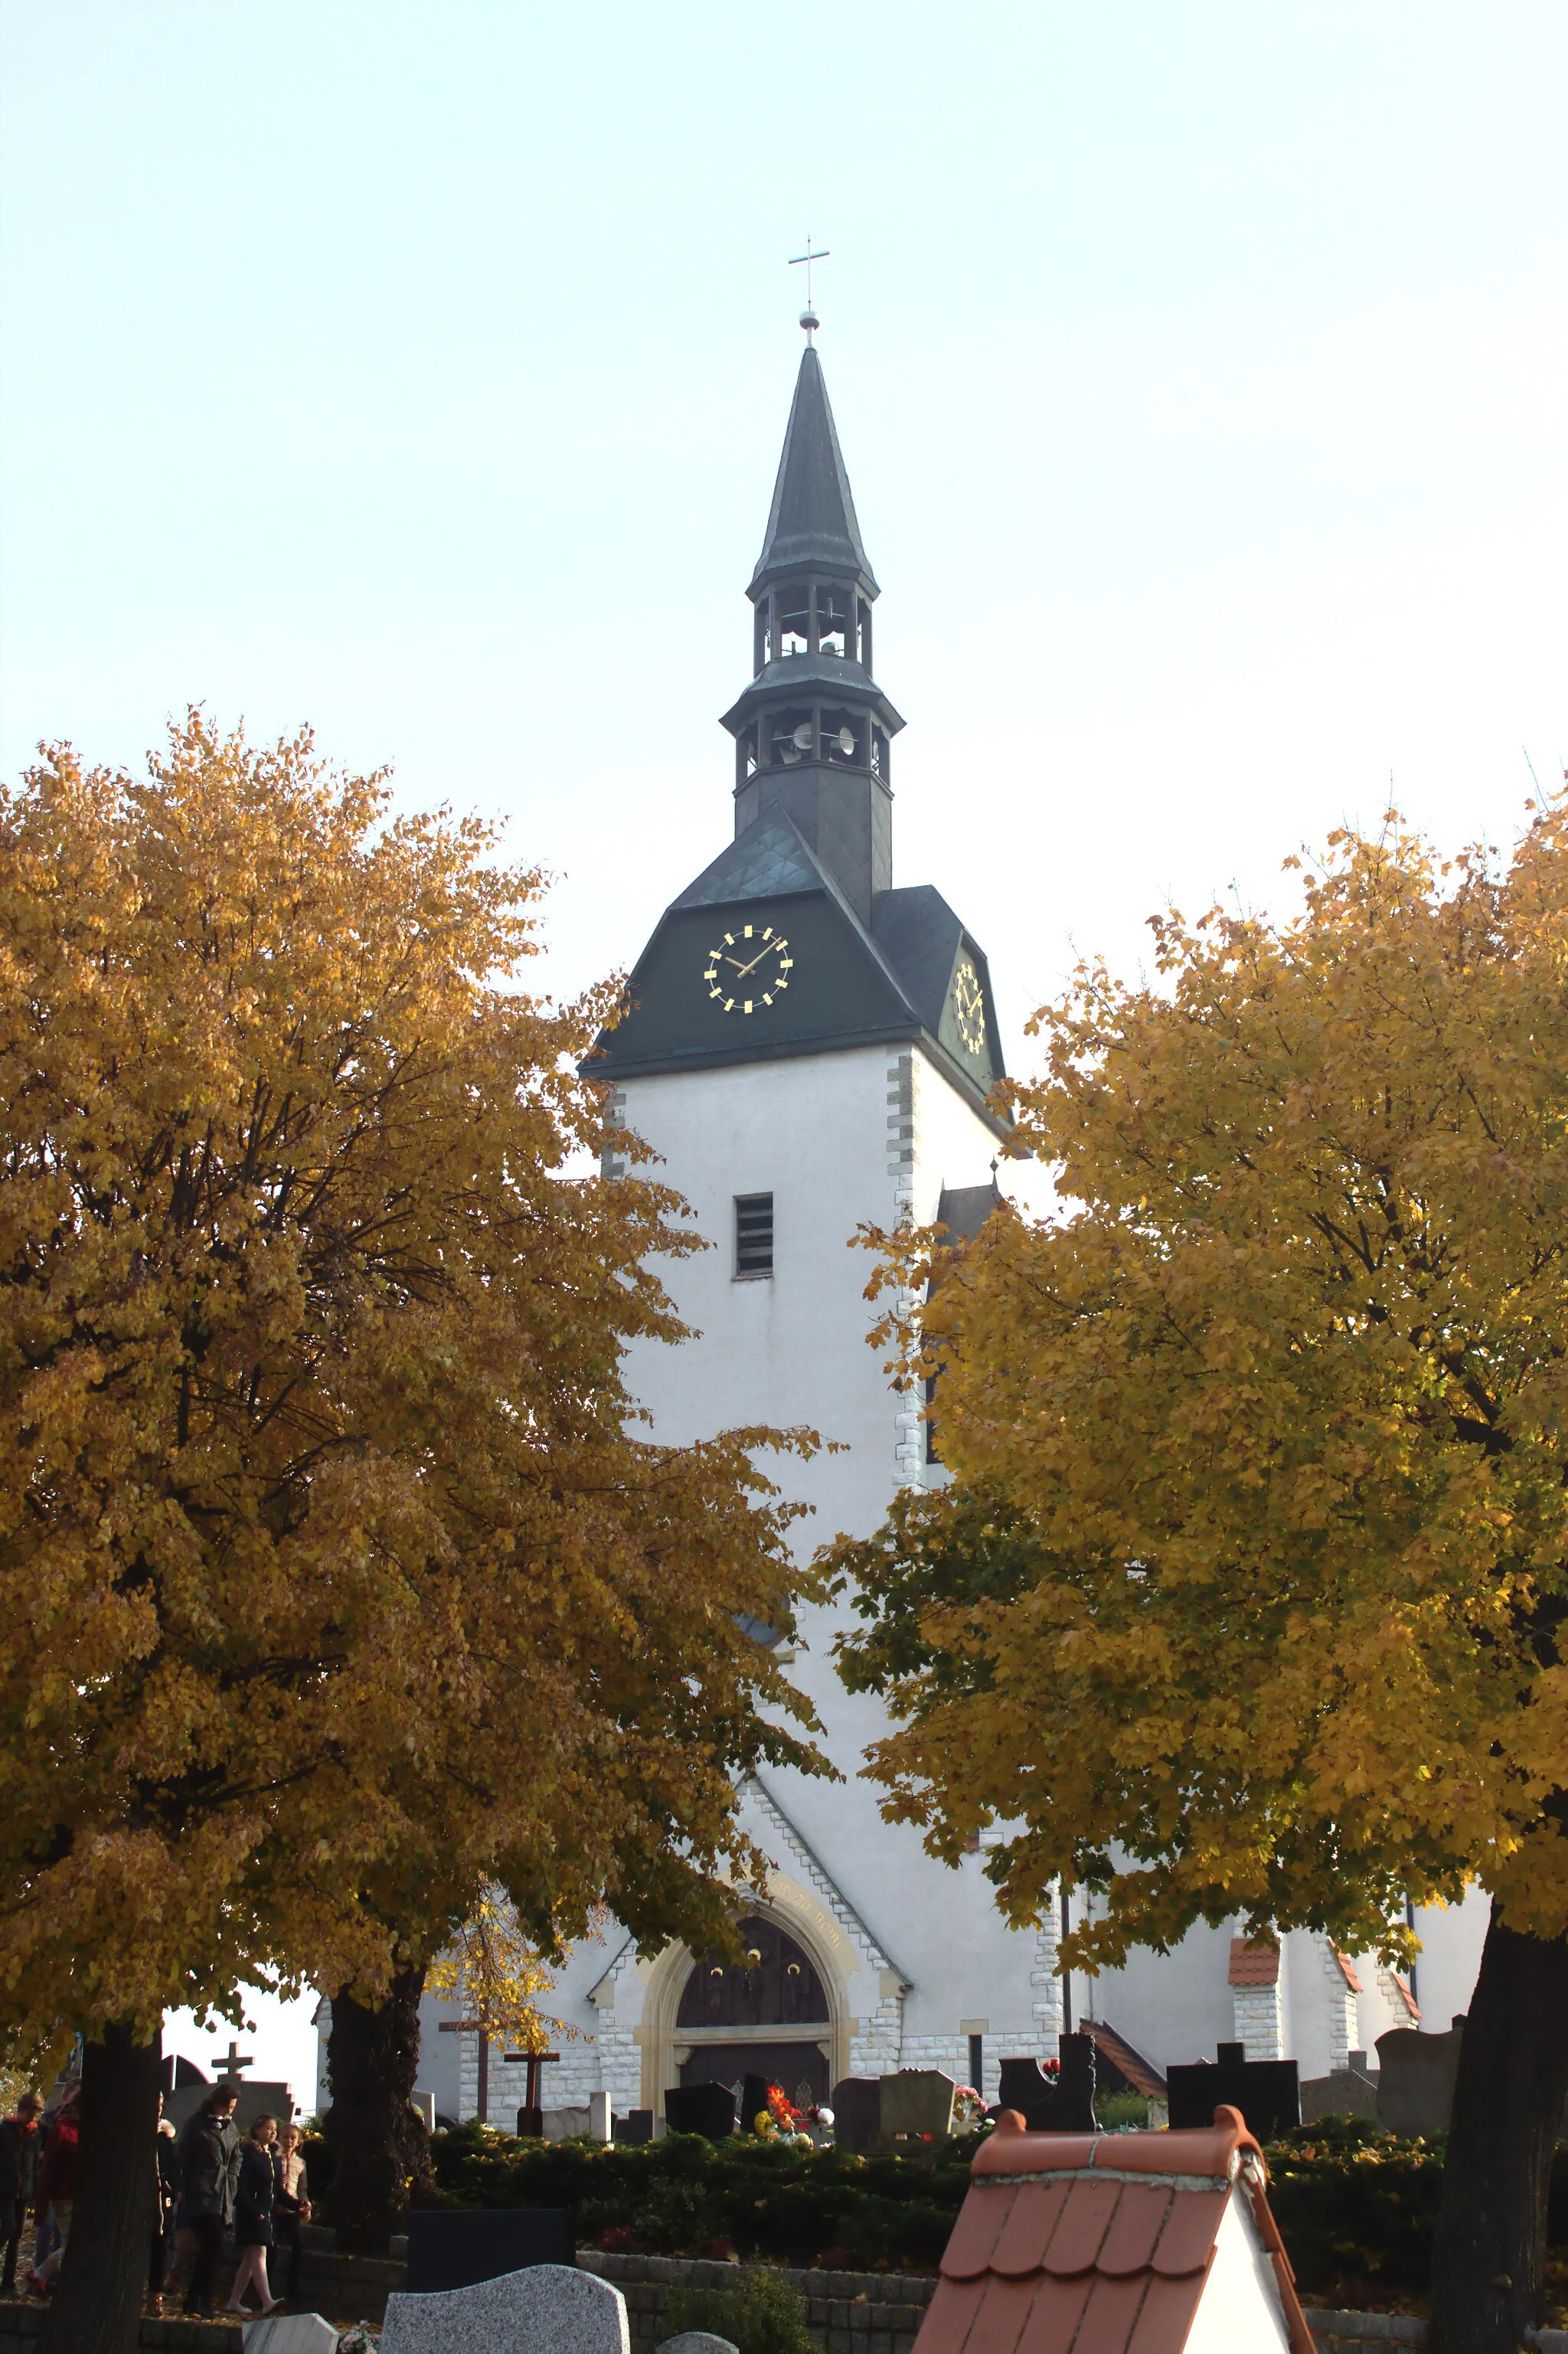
[517, 2105, 544, 2138]
[542, 2104, 592, 2141]
[613, 2108, 653, 2143]
[995, 2039, 1098, 2132]
[741, 2073, 775, 2134]
[240, 2318, 339, 2354]
[662, 2336, 739, 2354]
[830, 2077, 881, 2148]
[877, 2068, 956, 2143]
[663, 2081, 737, 2138]
[405, 2208, 574, 2294]
[1167, 2042, 1300, 2143]
[589, 2090, 612, 2143]
[165, 2078, 296, 2137]
[381, 2261, 629, 2354]
[1377, 2018, 1464, 2139]
[1299, 2055, 1379, 2124]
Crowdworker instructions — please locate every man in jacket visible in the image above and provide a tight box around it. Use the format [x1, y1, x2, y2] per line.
[0, 2092, 41, 2294]
[172, 2085, 240, 2319]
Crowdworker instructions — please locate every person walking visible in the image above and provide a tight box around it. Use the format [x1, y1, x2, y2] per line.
[173, 2084, 240, 2319]
[227, 2114, 279, 2316]
[271, 2120, 310, 2305]
[0, 2092, 41, 2294]
[149, 2096, 180, 2313]
[27, 2083, 78, 2293]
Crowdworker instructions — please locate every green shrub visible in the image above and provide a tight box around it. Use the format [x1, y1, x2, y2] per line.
[1094, 2093, 1149, 2130]
[662, 2265, 815, 2354]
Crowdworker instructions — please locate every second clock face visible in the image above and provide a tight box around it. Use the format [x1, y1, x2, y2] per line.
[703, 921, 795, 1014]
[953, 956, 987, 1056]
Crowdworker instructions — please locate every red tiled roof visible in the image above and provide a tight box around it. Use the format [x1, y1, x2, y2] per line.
[1227, 1937, 1281, 1987]
[1390, 1973, 1421, 2021]
[914, 2104, 1313, 2354]
[1330, 1949, 1363, 1994]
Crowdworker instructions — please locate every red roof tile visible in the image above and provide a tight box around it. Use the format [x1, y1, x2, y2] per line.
[1330, 1948, 1363, 1993]
[1228, 1936, 1281, 1986]
[1042, 2176, 1120, 2275]
[1095, 2183, 1172, 2276]
[1014, 2275, 1093, 2354]
[992, 2182, 1070, 2277]
[913, 2106, 1314, 2354]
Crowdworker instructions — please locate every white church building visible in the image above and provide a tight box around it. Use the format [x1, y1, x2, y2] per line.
[323, 329, 1487, 2131]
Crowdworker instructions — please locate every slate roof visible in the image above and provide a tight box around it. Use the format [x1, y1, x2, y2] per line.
[750, 345, 878, 597]
[913, 2106, 1312, 2354]
[671, 814, 825, 909]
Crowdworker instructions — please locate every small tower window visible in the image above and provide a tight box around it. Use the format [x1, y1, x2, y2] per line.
[772, 710, 815, 766]
[871, 727, 889, 780]
[735, 1193, 774, 1280]
[822, 709, 859, 767]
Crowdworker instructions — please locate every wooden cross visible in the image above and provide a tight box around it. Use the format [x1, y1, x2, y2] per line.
[439, 2020, 491, 2122]
[212, 2040, 253, 2079]
[789, 236, 831, 340]
[504, 2050, 561, 2112]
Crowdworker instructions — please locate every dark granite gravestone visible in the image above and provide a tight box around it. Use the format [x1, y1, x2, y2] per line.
[405, 2207, 574, 2294]
[663, 2081, 737, 2138]
[1166, 2042, 1300, 2143]
[613, 2109, 654, 2143]
[995, 2037, 1098, 2132]
[515, 2104, 544, 2138]
[830, 2078, 882, 2148]
[741, 2074, 776, 2134]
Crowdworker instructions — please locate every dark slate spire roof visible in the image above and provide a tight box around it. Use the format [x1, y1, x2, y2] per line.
[749, 345, 878, 598]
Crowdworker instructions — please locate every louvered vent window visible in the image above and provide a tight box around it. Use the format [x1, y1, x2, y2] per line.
[735, 1192, 774, 1280]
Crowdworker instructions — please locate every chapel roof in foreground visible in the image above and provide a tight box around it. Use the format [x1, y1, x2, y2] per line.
[913, 2104, 1312, 2354]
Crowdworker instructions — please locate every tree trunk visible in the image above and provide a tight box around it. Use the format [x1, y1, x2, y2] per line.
[47, 2021, 161, 2354]
[1430, 1914, 1568, 2353]
[322, 1963, 432, 2254]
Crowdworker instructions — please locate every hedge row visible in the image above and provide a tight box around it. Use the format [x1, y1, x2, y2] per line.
[309, 2115, 1568, 2309]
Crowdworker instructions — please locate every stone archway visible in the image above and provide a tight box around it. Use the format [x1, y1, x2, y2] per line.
[675, 1915, 831, 2110]
[636, 1891, 852, 2116]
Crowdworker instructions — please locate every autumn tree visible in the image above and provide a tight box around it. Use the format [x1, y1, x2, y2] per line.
[0, 716, 822, 2352]
[832, 810, 1568, 2354]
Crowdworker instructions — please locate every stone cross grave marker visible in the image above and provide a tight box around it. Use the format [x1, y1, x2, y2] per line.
[381, 2259, 629, 2354]
[877, 2068, 956, 2143]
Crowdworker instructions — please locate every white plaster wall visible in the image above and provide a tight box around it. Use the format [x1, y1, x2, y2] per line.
[610, 1042, 1049, 2066]
[1181, 2181, 1292, 2354]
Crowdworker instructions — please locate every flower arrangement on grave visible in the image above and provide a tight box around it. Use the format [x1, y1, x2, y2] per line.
[751, 2081, 813, 2146]
[950, 2083, 988, 2129]
[335, 2326, 381, 2352]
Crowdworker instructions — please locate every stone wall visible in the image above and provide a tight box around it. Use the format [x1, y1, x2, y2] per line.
[579, 2250, 936, 2354]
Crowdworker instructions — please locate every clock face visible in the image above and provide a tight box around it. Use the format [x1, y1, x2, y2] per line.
[702, 921, 795, 1015]
[952, 956, 986, 1056]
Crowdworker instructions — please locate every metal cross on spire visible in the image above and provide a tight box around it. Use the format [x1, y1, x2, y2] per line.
[789, 236, 830, 342]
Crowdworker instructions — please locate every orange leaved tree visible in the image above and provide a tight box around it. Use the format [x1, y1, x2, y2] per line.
[0, 716, 821, 2352]
[832, 809, 1568, 2354]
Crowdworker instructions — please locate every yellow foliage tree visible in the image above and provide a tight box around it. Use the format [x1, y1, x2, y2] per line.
[832, 810, 1568, 2354]
[0, 716, 822, 2348]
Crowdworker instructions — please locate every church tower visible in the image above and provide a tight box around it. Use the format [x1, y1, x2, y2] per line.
[395, 331, 1495, 2133]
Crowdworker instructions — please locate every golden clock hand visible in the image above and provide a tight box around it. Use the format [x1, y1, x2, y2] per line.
[733, 941, 779, 978]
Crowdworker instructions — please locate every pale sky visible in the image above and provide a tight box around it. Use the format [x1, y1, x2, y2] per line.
[5, 0, 1564, 2101]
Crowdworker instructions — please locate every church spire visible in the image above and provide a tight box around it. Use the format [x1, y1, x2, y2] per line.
[750, 345, 878, 600]
[720, 343, 903, 924]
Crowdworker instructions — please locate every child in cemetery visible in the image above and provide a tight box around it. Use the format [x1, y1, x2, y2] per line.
[227, 2112, 281, 2315]
[272, 2120, 310, 2303]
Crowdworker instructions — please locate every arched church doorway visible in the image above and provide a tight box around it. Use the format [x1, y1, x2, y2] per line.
[674, 1915, 831, 2111]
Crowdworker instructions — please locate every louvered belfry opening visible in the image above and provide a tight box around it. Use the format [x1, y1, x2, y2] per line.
[735, 1192, 774, 1278]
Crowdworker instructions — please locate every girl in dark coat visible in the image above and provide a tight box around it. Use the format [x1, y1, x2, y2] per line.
[227, 2114, 279, 2315]
[174, 2084, 239, 2317]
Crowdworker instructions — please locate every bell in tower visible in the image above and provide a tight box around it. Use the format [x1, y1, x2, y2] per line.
[720, 342, 904, 925]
